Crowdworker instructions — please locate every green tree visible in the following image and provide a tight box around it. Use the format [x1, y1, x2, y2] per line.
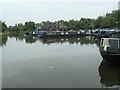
[17, 23, 26, 31]
[94, 16, 102, 29]
[25, 21, 35, 31]
[0, 21, 7, 32]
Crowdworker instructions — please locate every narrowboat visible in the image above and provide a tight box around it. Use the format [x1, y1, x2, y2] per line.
[93, 29, 115, 38]
[99, 38, 120, 63]
[32, 31, 46, 37]
[32, 30, 85, 38]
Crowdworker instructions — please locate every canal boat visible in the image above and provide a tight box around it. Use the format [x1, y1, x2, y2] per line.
[99, 38, 120, 63]
[93, 29, 115, 38]
[32, 31, 46, 37]
[32, 30, 85, 38]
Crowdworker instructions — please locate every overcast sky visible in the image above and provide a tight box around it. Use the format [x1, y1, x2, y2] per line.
[0, 0, 119, 26]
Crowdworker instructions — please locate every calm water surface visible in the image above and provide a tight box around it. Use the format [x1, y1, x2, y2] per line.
[1, 35, 120, 88]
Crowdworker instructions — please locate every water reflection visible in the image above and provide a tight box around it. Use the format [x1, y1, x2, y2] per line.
[25, 36, 36, 44]
[0, 34, 101, 46]
[1, 32, 120, 47]
[98, 60, 120, 88]
[39, 36, 99, 45]
[2, 33, 120, 88]
[0, 36, 8, 47]
[25, 36, 100, 46]
[9, 32, 24, 41]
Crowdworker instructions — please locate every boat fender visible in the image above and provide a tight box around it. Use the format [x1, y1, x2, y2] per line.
[104, 45, 110, 51]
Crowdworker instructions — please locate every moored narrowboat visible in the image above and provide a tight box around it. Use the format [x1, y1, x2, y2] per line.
[31, 30, 85, 38]
[99, 38, 120, 63]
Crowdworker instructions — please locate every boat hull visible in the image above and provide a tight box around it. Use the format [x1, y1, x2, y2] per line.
[99, 48, 120, 64]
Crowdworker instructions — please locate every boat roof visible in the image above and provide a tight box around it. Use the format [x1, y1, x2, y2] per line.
[101, 38, 120, 40]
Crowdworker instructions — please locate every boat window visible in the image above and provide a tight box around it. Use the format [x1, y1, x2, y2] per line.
[108, 39, 110, 45]
[101, 39, 104, 46]
[102, 39, 109, 46]
[109, 39, 119, 53]
[118, 40, 120, 49]
[101, 31, 106, 34]
[95, 31, 98, 33]
[108, 39, 110, 43]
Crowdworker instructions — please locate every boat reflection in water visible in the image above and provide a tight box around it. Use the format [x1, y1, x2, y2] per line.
[30, 36, 100, 46]
[98, 60, 120, 88]
[1, 34, 100, 46]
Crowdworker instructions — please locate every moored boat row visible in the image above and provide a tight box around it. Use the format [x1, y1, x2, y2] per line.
[24, 29, 120, 38]
[31, 30, 86, 38]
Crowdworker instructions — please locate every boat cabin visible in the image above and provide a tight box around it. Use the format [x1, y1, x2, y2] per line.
[94, 30, 113, 37]
[32, 31, 46, 36]
[100, 38, 120, 54]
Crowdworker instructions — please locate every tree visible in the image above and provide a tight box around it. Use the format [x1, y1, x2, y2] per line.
[2, 10, 120, 32]
[25, 21, 35, 31]
[95, 16, 102, 29]
[17, 23, 26, 31]
[0, 21, 7, 32]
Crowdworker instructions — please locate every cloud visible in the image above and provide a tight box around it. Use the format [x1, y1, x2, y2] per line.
[1, 2, 118, 26]
[0, 0, 119, 3]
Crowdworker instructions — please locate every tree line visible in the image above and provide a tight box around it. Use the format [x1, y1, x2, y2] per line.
[0, 21, 35, 33]
[58, 10, 120, 30]
[0, 10, 120, 32]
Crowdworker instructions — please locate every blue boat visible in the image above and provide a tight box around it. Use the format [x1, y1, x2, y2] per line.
[93, 29, 115, 37]
[32, 31, 46, 37]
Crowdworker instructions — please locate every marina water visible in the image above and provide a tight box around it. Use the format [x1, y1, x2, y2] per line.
[1, 35, 120, 88]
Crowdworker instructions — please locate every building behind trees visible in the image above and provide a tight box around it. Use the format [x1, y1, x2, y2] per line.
[35, 21, 67, 31]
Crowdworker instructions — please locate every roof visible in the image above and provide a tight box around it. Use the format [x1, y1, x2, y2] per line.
[101, 38, 120, 40]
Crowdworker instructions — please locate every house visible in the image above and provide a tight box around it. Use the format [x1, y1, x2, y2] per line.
[35, 21, 67, 31]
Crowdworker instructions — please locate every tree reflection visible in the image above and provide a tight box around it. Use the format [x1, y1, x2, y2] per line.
[8, 32, 24, 41]
[0, 36, 8, 47]
[25, 36, 36, 44]
[98, 60, 120, 88]
[1, 33, 101, 46]
[39, 36, 100, 46]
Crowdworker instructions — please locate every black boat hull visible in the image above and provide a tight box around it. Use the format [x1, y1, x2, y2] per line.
[99, 48, 120, 64]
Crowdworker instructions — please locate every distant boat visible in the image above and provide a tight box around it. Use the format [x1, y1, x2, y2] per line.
[32, 31, 46, 37]
[31, 30, 85, 38]
[93, 29, 115, 38]
[99, 38, 120, 63]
